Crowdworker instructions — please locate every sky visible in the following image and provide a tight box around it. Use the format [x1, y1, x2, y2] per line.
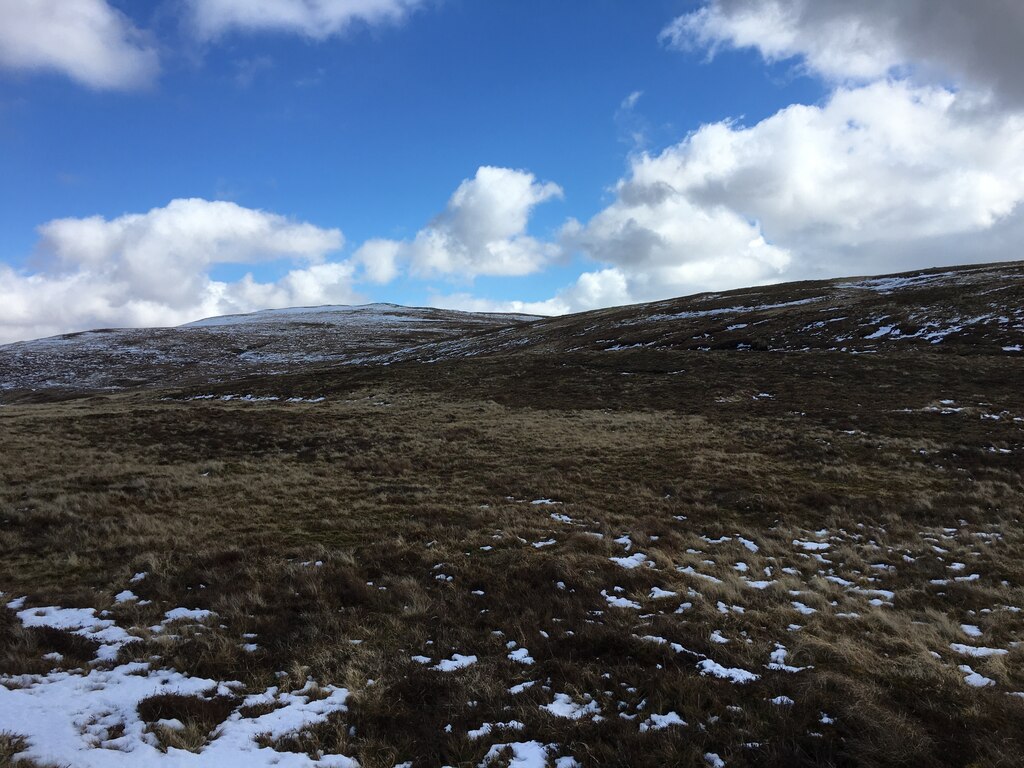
[1, 0, 1023, 343]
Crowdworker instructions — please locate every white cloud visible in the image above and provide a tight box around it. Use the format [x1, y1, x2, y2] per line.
[0, 0, 159, 90]
[480, 77, 1022, 316]
[188, 0, 422, 40]
[621, 90, 643, 111]
[504, 3, 1024, 315]
[353, 166, 564, 282]
[429, 270, 635, 317]
[0, 199, 357, 344]
[555, 79, 1024, 307]
[353, 239, 402, 284]
[426, 292, 558, 318]
[663, 0, 1024, 104]
[640, 81, 1024, 247]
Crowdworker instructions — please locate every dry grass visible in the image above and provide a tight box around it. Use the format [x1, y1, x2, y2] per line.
[1, 347, 1022, 766]
[0, 732, 66, 767]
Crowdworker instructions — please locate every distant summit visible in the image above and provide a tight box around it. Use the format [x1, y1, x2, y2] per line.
[0, 304, 541, 397]
[182, 303, 540, 328]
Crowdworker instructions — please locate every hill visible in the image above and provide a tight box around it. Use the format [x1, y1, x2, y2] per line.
[0, 261, 1022, 768]
[3, 260, 1021, 403]
[384, 260, 1024, 364]
[0, 303, 539, 399]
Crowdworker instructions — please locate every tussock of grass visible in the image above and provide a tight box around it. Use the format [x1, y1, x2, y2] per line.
[137, 692, 239, 752]
[0, 732, 65, 767]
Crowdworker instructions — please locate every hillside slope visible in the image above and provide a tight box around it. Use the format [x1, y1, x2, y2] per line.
[385, 261, 1024, 365]
[0, 303, 539, 398]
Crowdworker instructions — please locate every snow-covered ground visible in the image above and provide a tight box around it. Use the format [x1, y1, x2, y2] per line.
[6, 512, 1021, 766]
[1, 595, 357, 767]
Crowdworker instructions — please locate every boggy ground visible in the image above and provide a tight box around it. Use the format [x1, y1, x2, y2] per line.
[1, 348, 1022, 767]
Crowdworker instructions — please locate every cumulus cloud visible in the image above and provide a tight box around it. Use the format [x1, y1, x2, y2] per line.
[188, 0, 422, 40]
[663, 0, 1024, 104]
[550, 79, 1024, 309]
[0, 199, 357, 344]
[354, 166, 564, 282]
[430, 269, 635, 317]
[0, 0, 159, 89]
[457, 75, 1024, 317]
[426, 292, 558, 318]
[468, 2, 1024, 316]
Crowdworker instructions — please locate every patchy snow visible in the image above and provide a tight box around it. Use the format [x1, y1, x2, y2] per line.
[638, 635, 699, 656]
[507, 647, 535, 665]
[610, 552, 651, 569]
[865, 325, 896, 339]
[678, 566, 723, 584]
[950, 643, 1007, 658]
[851, 587, 894, 604]
[838, 271, 956, 294]
[791, 601, 817, 616]
[468, 721, 525, 740]
[959, 664, 996, 687]
[16, 604, 139, 662]
[639, 711, 686, 731]
[480, 741, 575, 768]
[0, 603, 357, 768]
[767, 644, 810, 673]
[601, 590, 641, 610]
[825, 575, 854, 588]
[432, 654, 478, 672]
[162, 607, 215, 624]
[793, 540, 830, 552]
[696, 659, 759, 684]
[0, 667, 357, 767]
[543, 693, 601, 720]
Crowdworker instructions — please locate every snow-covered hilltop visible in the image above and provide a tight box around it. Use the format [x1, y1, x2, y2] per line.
[181, 303, 538, 328]
[0, 304, 541, 397]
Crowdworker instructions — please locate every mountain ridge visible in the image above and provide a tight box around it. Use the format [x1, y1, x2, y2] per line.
[2, 259, 1022, 400]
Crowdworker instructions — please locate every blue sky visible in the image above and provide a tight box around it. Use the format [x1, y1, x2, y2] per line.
[1, 0, 1023, 342]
